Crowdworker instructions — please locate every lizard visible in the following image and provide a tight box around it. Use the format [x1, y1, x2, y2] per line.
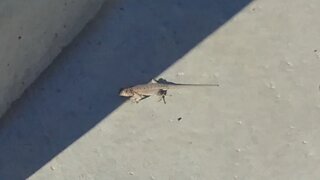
[119, 78, 219, 104]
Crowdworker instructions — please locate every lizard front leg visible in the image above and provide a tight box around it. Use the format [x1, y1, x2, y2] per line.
[130, 93, 144, 103]
[130, 93, 149, 103]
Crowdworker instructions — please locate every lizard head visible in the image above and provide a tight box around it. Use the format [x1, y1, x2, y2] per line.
[119, 88, 134, 97]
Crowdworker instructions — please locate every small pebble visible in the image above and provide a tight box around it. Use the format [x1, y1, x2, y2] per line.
[177, 72, 185, 76]
[267, 81, 276, 89]
[237, 121, 243, 125]
[129, 172, 135, 175]
[302, 140, 308, 144]
[286, 61, 293, 67]
[50, 166, 56, 171]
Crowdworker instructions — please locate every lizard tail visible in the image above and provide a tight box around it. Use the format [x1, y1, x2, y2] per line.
[169, 83, 220, 88]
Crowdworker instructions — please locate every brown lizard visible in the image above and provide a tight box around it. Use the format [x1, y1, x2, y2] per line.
[119, 79, 219, 104]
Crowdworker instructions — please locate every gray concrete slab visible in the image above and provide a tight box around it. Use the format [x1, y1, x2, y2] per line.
[1, 0, 320, 179]
[0, 0, 105, 117]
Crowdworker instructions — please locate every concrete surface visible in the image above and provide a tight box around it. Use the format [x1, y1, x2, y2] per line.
[1, 0, 320, 179]
[0, 0, 105, 117]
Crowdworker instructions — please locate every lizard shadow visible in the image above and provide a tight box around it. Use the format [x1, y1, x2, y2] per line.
[0, 0, 252, 179]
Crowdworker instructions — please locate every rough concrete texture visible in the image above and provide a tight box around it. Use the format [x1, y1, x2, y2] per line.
[1, 0, 320, 179]
[0, 0, 105, 117]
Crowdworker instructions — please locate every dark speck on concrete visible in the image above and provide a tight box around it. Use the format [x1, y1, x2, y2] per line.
[18, 36, 22, 40]
[177, 117, 182, 121]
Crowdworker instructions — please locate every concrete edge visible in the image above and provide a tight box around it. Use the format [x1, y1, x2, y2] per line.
[0, 0, 106, 117]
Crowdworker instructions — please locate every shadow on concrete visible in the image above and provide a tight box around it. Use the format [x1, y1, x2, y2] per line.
[0, 0, 251, 179]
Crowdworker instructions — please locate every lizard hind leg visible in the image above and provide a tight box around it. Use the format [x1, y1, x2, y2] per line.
[157, 89, 167, 104]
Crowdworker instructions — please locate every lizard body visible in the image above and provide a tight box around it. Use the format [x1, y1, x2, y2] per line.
[119, 79, 219, 104]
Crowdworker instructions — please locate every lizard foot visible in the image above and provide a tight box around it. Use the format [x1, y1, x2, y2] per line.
[157, 89, 167, 104]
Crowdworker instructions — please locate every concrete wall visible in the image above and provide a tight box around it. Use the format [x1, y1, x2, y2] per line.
[0, 0, 105, 117]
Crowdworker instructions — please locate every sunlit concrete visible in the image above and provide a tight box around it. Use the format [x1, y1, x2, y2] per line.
[2, 0, 320, 179]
